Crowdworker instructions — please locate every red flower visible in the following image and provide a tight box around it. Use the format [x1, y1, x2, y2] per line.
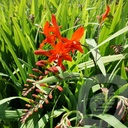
[51, 14, 62, 41]
[40, 14, 62, 49]
[40, 21, 56, 48]
[102, 5, 110, 22]
[64, 27, 84, 53]
[49, 42, 72, 70]
[34, 14, 85, 70]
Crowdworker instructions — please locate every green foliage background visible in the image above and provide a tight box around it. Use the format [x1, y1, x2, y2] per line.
[0, 0, 128, 128]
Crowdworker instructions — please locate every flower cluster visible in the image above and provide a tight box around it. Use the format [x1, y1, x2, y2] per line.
[21, 67, 63, 123]
[34, 14, 84, 70]
[20, 14, 84, 123]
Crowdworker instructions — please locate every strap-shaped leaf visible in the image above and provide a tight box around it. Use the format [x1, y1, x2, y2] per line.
[90, 114, 127, 128]
[86, 39, 106, 76]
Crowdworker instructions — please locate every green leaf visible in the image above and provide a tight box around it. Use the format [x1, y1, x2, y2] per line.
[92, 84, 101, 93]
[0, 72, 8, 77]
[35, 72, 80, 84]
[0, 57, 21, 90]
[86, 39, 106, 76]
[90, 114, 127, 128]
[0, 97, 30, 105]
[49, 0, 58, 8]
[121, 61, 128, 79]
[36, 108, 65, 128]
[96, 26, 128, 50]
[114, 83, 128, 95]
[0, 27, 26, 83]
[109, 0, 123, 34]
[0, 109, 22, 119]
[78, 54, 126, 70]
[64, 95, 72, 110]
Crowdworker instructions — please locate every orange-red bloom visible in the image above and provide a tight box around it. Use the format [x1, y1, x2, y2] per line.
[49, 42, 72, 70]
[99, 5, 110, 25]
[64, 27, 84, 53]
[51, 14, 62, 41]
[34, 14, 85, 70]
[40, 14, 62, 49]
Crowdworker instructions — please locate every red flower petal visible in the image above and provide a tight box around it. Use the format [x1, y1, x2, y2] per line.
[62, 54, 72, 61]
[72, 42, 83, 53]
[51, 14, 62, 40]
[43, 21, 50, 36]
[101, 5, 110, 22]
[71, 27, 84, 41]
[34, 49, 51, 56]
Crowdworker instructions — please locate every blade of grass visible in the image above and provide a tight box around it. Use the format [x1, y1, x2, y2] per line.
[0, 27, 26, 83]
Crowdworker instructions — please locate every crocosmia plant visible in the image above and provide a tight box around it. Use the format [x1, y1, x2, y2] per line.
[0, 1, 128, 128]
[34, 14, 84, 70]
[21, 14, 84, 123]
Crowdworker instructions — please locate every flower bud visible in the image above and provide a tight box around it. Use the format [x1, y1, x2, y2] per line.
[25, 104, 32, 108]
[29, 74, 38, 79]
[32, 94, 40, 99]
[24, 84, 29, 87]
[44, 99, 49, 104]
[23, 88, 28, 91]
[29, 99, 34, 103]
[34, 107, 38, 112]
[32, 68, 43, 74]
[22, 109, 29, 113]
[49, 93, 53, 99]
[39, 104, 43, 109]
[56, 85, 63, 92]
[39, 76, 44, 80]
[26, 79, 35, 83]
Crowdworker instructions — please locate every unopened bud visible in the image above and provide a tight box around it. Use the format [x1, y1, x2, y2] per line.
[44, 70, 49, 75]
[49, 94, 53, 99]
[36, 89, 42, 93]
[28, 111, 33, 116]
[29, 74, 38, 79]
[25, 104, 32, 108]
[35, 60, 48, 67]
[24, 84, 29, 87]
[26, 79, 35, 83]
[44, 99, 49, 104]
[23, 88, 28, 91]
[29, 99, 34, 103]
[22, 109, 29, 113]
[39, 104, 43, 108]
[32, 68, 43, 74]
[32, 94, 40, 99]
[39, 76, 43, 80]
[40, 83, 47, 87]
[66, 117, 71, 126]
[56, 85, 63, 92]
[34, 107, 38, 112]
